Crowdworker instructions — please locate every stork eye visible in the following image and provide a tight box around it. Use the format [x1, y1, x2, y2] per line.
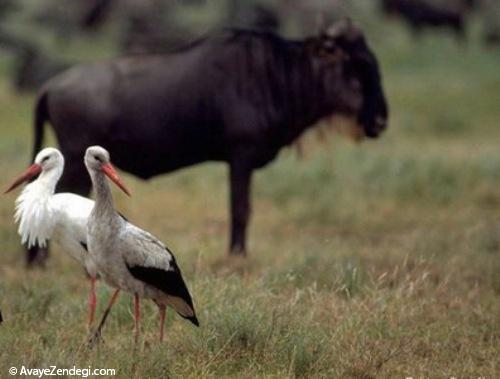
[41, 156, 50, 163]
[94, 155, 102, 163]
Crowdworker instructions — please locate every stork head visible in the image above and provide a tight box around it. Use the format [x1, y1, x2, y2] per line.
[85, 146, 131, 196]
[4, 147, 64, 194]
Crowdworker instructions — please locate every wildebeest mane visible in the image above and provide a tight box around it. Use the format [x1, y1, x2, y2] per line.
[201, 29, 331, 145]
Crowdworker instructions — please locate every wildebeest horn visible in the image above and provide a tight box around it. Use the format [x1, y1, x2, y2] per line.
[324, 18, 361, 41]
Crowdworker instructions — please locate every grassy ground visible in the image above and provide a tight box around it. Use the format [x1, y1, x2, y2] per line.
[0, 17, 500, 379]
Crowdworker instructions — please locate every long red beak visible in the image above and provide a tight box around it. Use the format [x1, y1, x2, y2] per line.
[4, 164, 43, 194]
[101, 163, 131, 196]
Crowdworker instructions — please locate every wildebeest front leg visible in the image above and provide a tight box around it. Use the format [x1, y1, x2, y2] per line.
[229, 162, 253, 256]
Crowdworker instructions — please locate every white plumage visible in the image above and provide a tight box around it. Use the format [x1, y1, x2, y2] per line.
[6, 147, 99, 327]
[15, 182, 56, 249]
[11, 148, 96, 275]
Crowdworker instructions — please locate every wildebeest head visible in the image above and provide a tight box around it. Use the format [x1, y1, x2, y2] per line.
[309, 19, 388, 139]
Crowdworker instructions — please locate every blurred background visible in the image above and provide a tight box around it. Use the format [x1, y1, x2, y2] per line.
[0, 0, 499, 92]
[0, 1, 499, 377]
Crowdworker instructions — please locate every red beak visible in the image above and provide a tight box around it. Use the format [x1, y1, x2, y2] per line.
[101, 163, 131, 196]
[4, 164, 43, 194]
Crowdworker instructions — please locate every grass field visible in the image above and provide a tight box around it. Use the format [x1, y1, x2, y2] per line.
[0, 14, 500, 379]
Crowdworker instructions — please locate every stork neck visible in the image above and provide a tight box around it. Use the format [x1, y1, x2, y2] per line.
[91, 171, 117, 219]
[33, 167, 62, 195]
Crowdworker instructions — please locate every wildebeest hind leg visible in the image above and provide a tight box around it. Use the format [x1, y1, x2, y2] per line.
[228, 161, 253, 256]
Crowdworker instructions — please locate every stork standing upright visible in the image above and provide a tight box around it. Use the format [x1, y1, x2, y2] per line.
[4, 148, 101, 328]
[84, 146, 199, 343]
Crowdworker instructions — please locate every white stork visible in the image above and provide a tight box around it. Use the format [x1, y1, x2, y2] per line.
[84, 145, 199, 343]
[4, 148, 100, 328]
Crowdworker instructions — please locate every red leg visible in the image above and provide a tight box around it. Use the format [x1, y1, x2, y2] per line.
[88, 276, 97, 329]
[97, 289, 120, 328]
[88, 288, 120, 345]
[134, 294, 140, 344]
[159, 304, 166, 342]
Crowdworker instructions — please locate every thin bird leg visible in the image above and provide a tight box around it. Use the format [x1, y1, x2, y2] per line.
[159, 304, 166, 342]
[88, 276, 97, 329]
[134, 294, 141, 344]
[88, 288, 120, 346]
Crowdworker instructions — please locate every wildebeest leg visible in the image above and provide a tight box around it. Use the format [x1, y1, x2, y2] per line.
[229, 161, 253, 256]
[25, 155, 92, 267]
[26, 244, 49, 267]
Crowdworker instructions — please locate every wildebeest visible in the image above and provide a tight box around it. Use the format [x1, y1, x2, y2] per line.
[30, 20, 388, 259]
[381, 0, 466, 40]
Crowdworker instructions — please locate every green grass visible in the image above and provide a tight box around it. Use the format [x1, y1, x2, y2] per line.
[0, 11, 500, 379]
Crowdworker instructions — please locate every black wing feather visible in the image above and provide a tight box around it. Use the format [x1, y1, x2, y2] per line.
[0, 309, 3, 324]
[125, 260, 199, 326]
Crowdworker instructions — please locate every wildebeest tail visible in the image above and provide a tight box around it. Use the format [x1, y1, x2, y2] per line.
[32, 89, 49, 162]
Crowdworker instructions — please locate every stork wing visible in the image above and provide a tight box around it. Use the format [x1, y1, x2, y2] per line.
[120, 223, 199, 326]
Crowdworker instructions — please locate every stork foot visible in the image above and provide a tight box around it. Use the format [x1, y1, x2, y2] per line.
[86, 330, 104, 349]
[87, 289, 120, 348]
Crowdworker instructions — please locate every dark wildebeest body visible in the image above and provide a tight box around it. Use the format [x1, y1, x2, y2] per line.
[381, 0, 466, 40]
[31, 22, 388, 259]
